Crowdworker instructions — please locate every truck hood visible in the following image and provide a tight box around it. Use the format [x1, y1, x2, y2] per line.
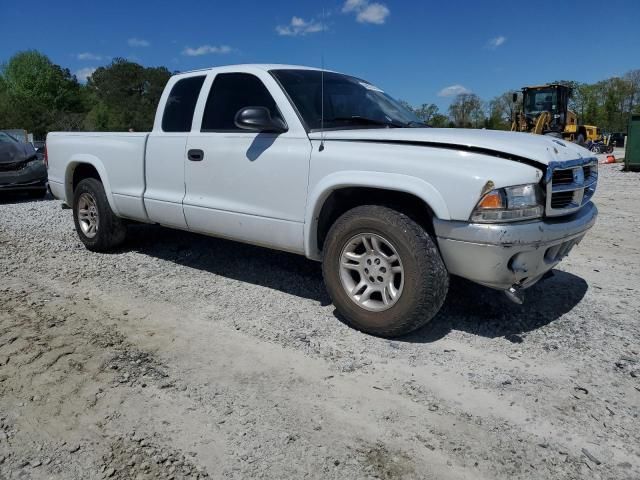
[308, 128, 594, 167]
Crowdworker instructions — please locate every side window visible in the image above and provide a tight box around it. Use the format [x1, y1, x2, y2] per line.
[201, 73, 283, 132]
[162, 76, 205, 132]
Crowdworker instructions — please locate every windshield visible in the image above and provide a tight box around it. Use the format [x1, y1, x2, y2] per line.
[271, 69, 423, 130]
[523, 89, 558, 115]
[0, 132, 19, 144]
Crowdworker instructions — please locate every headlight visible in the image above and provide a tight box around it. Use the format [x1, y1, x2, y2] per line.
[471, 184, 543, 223]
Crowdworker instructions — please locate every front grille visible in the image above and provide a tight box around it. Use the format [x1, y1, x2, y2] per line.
[545, 158, 598, 217]
[550, 191, 575, 209]
[552, 169, 574, 185]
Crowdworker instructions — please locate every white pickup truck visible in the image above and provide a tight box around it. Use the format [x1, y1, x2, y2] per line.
[47, 64, 598, 337]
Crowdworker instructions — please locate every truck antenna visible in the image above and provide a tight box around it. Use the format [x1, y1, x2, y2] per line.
[319, 7, 326, 152]
[320, 57, 325, 151]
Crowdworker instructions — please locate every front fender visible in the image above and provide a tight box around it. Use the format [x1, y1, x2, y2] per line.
[304, 171, 450, 259]
[64, 154, 120, 216]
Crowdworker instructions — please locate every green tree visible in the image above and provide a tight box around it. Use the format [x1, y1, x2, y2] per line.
[449, 93, 484, 128]
[85, 58, 170, 131]
[598, 78, 631, 132]
[413, 103, 440, 124]
[430, 113, 449, 128]
[488, 91, 519, 130]
[0, 75, 10, 128]
[398, 101, 449, 127]
[570, 82, 591, 122]
[625, 70, 640, 116]
[0, 50, 85, 136]
[582, 85, 600, 125]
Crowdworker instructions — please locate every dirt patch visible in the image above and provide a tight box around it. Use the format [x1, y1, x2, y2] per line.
[355, 442, 414, 479]
[100, 434, 209, 479]
[1, 164, 639, 479]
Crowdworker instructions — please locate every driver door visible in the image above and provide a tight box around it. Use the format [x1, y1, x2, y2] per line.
[183, 71, 312, 253]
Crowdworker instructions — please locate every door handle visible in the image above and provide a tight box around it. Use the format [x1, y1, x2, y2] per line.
[188, 149, 204, 161]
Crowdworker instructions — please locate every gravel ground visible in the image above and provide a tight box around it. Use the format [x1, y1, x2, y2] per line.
[0, 163, 639, 479]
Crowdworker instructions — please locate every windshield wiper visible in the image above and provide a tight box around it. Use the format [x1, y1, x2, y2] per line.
[329, 116, 404, 128]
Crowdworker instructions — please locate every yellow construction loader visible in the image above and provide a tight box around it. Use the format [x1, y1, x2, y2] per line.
[511, 84, 588, 142]
[583, 125, 603, 142]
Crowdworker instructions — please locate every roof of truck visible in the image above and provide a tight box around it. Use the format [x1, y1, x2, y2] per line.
[177, 64, 327, 76]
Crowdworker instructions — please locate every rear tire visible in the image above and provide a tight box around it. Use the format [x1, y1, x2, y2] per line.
[73, 178, 127, 252]
[322, 205, 449, 338]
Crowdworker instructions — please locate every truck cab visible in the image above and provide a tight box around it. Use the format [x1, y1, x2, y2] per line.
[142, 66, 312, 252]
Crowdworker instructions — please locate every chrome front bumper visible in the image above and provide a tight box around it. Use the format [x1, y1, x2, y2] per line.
[433, 202, 598, 290]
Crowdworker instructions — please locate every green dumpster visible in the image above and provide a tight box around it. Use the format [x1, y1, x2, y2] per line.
[625, 114, 640, 171]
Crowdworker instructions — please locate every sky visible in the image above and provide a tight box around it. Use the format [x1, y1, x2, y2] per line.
[1, 0, 639, 111]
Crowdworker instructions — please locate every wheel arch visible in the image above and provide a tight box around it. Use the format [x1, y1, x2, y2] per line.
[64, 155, 119, 215]
[304, 172, 449, 260]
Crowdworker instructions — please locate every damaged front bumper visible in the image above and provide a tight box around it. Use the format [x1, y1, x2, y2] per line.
[0, 159, 48, 192]
[433, 202, 598, 290]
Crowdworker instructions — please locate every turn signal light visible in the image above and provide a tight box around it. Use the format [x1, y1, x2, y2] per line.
[477, 191, 504, 209]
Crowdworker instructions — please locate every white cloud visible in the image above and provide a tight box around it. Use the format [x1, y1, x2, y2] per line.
[438, 84, 472, 97]
[487, 35, 506, 49]
[128, 37, 150, 47]
[75, 67, 96, 83]
[342, 0, 367, 12]
[357, 3, 389, 24]
[342, 0, 389, 24]
[276, 16, 325, 36]
[182, 45, 233, 56]
[77, 52, 102, 61]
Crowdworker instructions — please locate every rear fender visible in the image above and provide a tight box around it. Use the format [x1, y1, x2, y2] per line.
[64, 155, 120, 216]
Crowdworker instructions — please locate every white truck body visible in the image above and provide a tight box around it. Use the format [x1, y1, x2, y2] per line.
[47, 64, 598, 334]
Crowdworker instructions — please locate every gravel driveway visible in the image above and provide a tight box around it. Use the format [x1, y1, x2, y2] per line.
[0, 164, 638, 480]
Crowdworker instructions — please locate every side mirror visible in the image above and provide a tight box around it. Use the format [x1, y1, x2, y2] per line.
[512, 93, 518, 103]
[234, 106, 287, 133]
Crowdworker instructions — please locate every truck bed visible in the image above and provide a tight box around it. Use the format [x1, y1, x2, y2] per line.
[47, 132, 150, 221]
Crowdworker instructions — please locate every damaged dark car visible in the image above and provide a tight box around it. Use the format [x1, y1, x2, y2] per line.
[0, 131, 48, 198]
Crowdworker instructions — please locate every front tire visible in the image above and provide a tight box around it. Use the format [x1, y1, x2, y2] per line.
[73, 178, 127, 252]
[322, 205, 449, 338]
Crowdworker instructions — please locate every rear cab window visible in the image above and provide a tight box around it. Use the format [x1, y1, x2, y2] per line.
[162, 76, 206, 132]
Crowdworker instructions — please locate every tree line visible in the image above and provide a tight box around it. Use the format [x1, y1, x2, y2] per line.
[402, 69, 640, 133]
[1, 50, 638, 138]
[0, 50, 171, 138]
